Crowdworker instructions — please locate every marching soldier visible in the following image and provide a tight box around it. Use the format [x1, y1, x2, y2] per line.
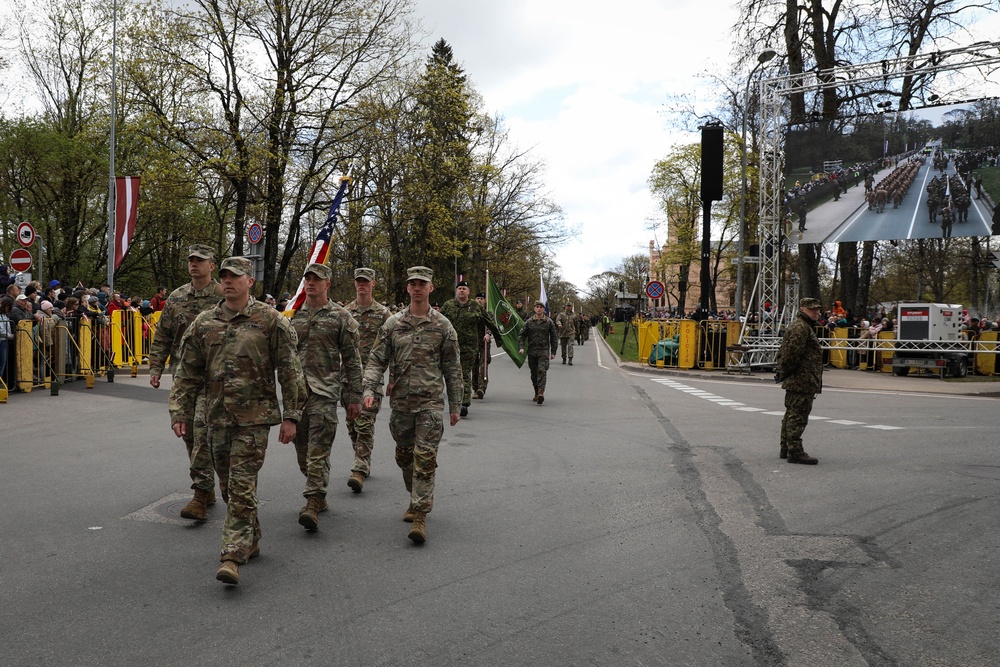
[556, 302, 576, 364]
[472, 292, 492, 399]
[440, 280, 500, 417]
[362, 266, 463, 544]
[342, 267, 392, 492]
[518, 300, 558, 404]
[148, 244, 222, 521]
[290, 263, 363, 530]
[169, 256, 304, 585]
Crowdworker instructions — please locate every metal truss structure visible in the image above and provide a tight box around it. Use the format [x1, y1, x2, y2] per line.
[733, 41, 1000, 371]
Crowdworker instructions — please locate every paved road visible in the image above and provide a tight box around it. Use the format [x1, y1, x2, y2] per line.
[796, 158, 992, 244]
[2, 335, 998, 666]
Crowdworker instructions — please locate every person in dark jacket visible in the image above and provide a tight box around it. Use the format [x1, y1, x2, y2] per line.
[778, 297, 824, 464]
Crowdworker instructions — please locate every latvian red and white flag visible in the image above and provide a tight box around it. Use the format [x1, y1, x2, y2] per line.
[114, 176, 140, 269]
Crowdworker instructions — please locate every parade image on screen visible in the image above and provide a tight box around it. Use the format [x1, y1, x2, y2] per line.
[782, 98, 1000, 244]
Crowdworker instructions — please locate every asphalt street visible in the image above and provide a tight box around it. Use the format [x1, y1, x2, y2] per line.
[1, 334, 998, 666]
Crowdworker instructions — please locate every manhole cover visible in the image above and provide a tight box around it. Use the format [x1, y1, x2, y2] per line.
[123, 492, 225, 525]
[954, 465, 1000, 481]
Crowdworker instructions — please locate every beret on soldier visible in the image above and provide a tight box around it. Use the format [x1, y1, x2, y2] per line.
[219, 256, 253, 276]
[456, 280, 469, 288]
[304, 262, 332, 280]
[799, 297, 822, 309]
[187, 244, 216, 260]
[406, 266, 433, 282]
[354, 267, 375, 281]
[476, 292, 485, 299]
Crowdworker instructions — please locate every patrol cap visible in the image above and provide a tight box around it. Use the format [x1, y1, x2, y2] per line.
[799, 297, 822, 309]
[565, 302, 573, 308]
[304, 263, 332, 280]
[406, 266, 433, 283]
[218, 256, 253, 276]
[354, 267, 375, 282]
[533, 300, 546, 308]
[187, 244, 216, 260]
[456, 280, 469, 288]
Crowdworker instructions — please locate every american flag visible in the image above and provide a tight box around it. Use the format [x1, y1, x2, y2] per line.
[114, 176, 140, 270]
[285, 176, 351, 315]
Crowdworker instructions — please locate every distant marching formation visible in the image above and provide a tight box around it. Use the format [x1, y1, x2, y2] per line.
[864, 158, 921, 213]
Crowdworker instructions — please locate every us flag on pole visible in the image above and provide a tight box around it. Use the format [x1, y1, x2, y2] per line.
[285, 176, 352, 315]
[114, 176, 140, 269]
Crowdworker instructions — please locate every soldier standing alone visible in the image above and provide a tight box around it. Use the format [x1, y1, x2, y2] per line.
[518, 300, 558, 404]
[169, 256, 304, 585]
[362, 266, 463, 544]
[778, 297, 823, 465]
[290, 263, 363, 531]
[148, 244, 223, 521]
[342, 267, 392, 492]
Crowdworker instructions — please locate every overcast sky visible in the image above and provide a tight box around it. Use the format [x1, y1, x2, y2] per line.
[411, 0, 739, 289]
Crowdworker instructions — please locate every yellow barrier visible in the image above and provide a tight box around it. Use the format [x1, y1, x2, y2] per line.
[828, 327, 848, 368]
[975, 331, 997, 376]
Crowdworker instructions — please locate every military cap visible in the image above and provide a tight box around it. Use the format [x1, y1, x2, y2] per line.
[565, 302, 573, 308]
[476, 292, 486, 299]
[304, 262, 332, 280]
[533, 300, 546, 308]
[218, 256, 253, 276]
[406, 266, 433, 282]
[187, 244, 216, 260]
[354, 267, 375, 282]
[799, 297, 822, 309]
[456, 280, 469, 288]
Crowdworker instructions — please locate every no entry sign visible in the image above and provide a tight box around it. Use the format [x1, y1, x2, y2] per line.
[9, 248, 32, 272]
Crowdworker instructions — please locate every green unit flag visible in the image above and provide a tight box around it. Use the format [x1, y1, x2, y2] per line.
[486, 272, 526, 368]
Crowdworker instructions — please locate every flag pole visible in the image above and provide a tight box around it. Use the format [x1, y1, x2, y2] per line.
[106, 0, 118, 290]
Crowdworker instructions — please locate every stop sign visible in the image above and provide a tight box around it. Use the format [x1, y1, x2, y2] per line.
[9, 248, 32, 272]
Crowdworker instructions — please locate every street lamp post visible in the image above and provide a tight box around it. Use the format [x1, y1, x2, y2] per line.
[736, 49, 777, 321]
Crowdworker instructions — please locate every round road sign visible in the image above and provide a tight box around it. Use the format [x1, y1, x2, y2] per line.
[10, 248, 32, 272]
[247, 222, 263, 245]
[17, 221, 35, 247]
[645, 280, 665, 299]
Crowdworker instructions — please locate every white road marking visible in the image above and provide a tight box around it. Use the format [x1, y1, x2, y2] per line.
[649, 378, 904, 430]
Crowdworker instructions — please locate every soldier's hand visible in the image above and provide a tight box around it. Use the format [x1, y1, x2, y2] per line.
[449, 412, 460, 426]
[549, 354, 556, 360]
[484, 333, 492, 342]
[518, 348, 524, 355]
[363, 396, 375, 410]
[172, 422, 186, 438]
[278, 419, 296, 444]
[346, 402, 361, 420]
[149, 374, 160, 389]
[385, 382, 394, 396]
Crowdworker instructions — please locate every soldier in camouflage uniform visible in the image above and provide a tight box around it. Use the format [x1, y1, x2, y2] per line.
[169, 256, 304, 585]
[471, 292, 492, 399]
[518, 300, 558, 404]
[362, 266, 463, 544]
[342, 267, 391, 492]
[440, 280, 500, 417]
[778, 297, 823, 465]
[148, 244, 223, 521]
[291, 263, 363, 531]
[556, 302, 576, 364]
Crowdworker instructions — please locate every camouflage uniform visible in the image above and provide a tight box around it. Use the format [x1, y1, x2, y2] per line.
[292, 300, 363, 500]
[779, 308, 824, 460]
[149, 267, 222, 494]
[440, 297, 499, 407]
[518, 312, 558, 398]
[342, 296, 391, 477]
[556, 306, 576, 363]
[169, 293, 304, 564]
[362, 306, 463, 514]
[472, 309, 492, 398]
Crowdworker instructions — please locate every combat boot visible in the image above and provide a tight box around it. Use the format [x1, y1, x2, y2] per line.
[298, 496, 325, 530]
[180, 488, 213, 521]
[348, 471, 365, 493]
[568, 358, 573, 365]
[408, 511, 427, 543]
[787, 451, 818, 465]
[216, 560, 239, 585]
[536, 389, 544, 405]
[403, 504, 420, 522]
[460, 405, 469, 417]
[779, 446, 787, 459]
[475, 389, 485, 399]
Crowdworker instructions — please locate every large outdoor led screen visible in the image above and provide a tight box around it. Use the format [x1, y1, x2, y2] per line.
[783, 99, 999, 244]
